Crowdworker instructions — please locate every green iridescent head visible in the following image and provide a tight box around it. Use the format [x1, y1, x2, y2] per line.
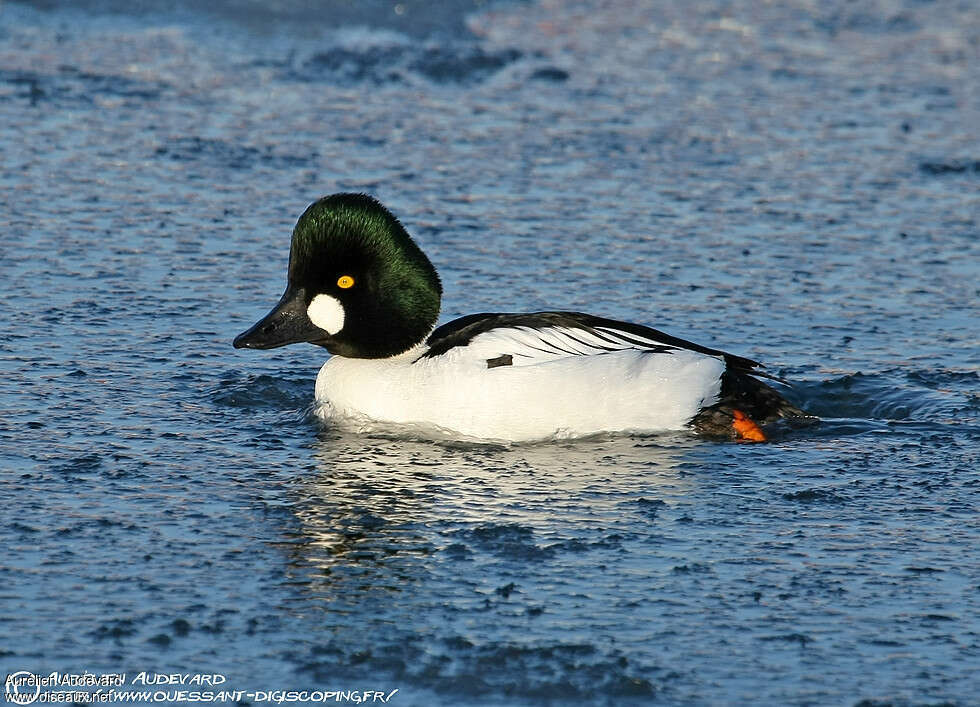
[234, 193, 442, 358]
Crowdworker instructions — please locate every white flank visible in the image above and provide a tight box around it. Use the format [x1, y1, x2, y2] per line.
[307, 294, 345, 335]
[313, 324, 727, 442]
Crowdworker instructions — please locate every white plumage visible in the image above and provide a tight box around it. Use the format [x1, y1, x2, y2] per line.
[314, 324, 725, 442]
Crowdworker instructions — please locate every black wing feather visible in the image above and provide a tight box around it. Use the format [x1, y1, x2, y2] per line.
[422, 311, 782, 381]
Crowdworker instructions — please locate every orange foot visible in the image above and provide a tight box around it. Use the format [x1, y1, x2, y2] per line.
[732, 409, 768, 443]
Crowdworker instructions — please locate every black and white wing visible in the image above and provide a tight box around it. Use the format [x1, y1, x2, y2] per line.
[420, 311, 774, 378]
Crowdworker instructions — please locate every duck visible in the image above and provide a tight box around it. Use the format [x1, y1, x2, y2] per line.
[233, 193, 809, 442]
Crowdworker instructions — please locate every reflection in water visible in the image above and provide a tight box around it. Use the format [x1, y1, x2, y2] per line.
[296, 431, 694, 580]
[278, 432, 701, 697]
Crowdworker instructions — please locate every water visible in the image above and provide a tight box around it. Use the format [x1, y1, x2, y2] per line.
[1, 0, 978, 704]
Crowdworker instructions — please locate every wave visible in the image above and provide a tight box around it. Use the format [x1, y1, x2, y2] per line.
[790, 368, 978, 421]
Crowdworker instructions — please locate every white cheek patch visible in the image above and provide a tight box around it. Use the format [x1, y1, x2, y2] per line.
[307, 294, 345, 335]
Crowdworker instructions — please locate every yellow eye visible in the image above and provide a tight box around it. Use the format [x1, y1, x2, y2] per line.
[337, 275, 355, 289]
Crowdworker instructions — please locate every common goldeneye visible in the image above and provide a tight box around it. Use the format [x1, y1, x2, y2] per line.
[234, 193, 808, 442]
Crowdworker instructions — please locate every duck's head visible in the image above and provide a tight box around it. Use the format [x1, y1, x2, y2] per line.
[233, 193, 441, 358]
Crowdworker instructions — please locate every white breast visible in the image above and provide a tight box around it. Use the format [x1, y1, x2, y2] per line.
[313, 345, 724, 442]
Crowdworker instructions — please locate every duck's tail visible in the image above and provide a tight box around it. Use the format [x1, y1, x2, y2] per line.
[690, 369, 814, 443]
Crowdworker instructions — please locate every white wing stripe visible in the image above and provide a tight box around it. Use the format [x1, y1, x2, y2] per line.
[440, 323, 713, 368]
[595, 326, 673, 350]
[531, 327, 593, 355]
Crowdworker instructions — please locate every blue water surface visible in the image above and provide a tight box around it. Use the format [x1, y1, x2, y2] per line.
[1, 0, 979, 704]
